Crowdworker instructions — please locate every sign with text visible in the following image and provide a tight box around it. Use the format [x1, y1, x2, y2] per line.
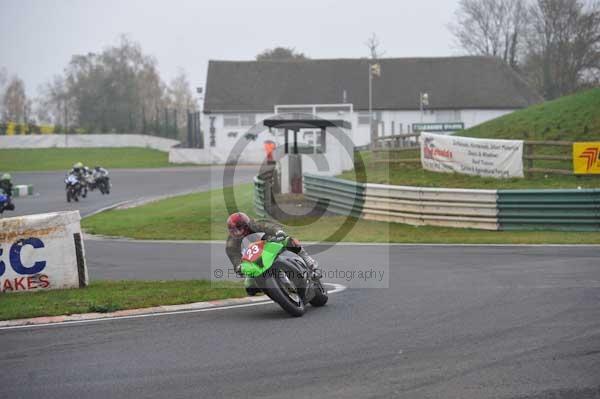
[0, 211, 87, 293]
[413, 122, 464, 132]
[573, 142, 600, 174]
[420, 132, 524, 178]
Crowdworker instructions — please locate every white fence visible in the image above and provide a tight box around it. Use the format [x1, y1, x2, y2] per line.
[0, 211, 88, 293]
[0, 134, 180, 152]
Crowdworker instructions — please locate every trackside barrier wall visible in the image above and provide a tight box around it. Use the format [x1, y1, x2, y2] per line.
[254, 176, 266, 218]
[253, 174, 600, 231]
[0, 134, 180, 152]
[0, 211, 88, 293]
[497, 189, 600, 231]
[303, 174, 499, 230]
[11, 185, 34, 197]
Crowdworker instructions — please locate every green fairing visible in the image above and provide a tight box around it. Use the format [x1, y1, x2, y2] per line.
[240, 238, 287, 278]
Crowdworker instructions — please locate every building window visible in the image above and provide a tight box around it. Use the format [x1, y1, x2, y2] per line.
[240, 114, 256, 126]
[358, 112, 371, 125]
[223, 114, 256, 127]
[224, 115, 239, 127]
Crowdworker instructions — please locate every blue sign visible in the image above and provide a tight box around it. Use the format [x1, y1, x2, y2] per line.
[0, 237, 47, 277]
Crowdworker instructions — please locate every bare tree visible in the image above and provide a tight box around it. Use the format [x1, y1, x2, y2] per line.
[2, 76, 28, 123]
[166, 68, 198, 140]
[450, 0, 528, 67]
[365, 33, 386, 59]
[36, 75, 70, 125]
[523, 0, 600, 98]
[256, 47, 308, 61]
[0, 67, 7, 117]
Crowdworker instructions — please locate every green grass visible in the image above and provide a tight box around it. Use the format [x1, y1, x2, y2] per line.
[83, 183, 257, 240]
[82, 184, 600, 244]
[344, 89, 600, 188]
[0, 147, 179, 171]
[463, 88, 600, 141]
[0, 280, 244, 321]
[342, 150, 600, 189]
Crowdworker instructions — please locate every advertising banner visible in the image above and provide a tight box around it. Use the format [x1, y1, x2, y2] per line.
[0, 211, 87, 293]
[420, 132, 524, 178]
[573, 142, 600, 174]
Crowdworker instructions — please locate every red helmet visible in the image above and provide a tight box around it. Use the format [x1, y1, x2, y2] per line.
[227, 212, 251, 238]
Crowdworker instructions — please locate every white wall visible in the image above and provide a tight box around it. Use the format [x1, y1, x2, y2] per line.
[202, 111, 355, 168]
[200, 107, 518, 165]
[0, 134, 180, 152]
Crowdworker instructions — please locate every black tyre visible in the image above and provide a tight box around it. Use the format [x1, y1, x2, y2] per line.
[263, 270, 305, 317]
[309, 280, 328, 307]
[82, 188, 87, 198]
[66, 190, 71, 203]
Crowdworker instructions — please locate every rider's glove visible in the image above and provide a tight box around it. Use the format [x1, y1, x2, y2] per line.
[272, 230, 287, 242]
[234, 263, 244, 277]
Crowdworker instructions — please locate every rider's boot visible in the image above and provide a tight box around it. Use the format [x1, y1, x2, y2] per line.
[298, 248, 321, 279]
[244, 277, 261, 296]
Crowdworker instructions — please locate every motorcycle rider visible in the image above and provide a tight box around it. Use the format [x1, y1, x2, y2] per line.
[69, 162, 86, 180]
[0, 173, 15, 211]
[90, 165, 110, 194]
[93, 165, 109, 177]
[226, 212, 319, 295]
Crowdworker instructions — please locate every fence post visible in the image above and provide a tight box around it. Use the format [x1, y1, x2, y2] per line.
[524, 132, 533, 174]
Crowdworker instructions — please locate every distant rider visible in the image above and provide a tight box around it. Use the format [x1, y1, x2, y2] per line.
[93, 165, 109, 179]
[0, 173, 15, 210]
[69, 162, 86, 180]
[226, 212, 319, 295]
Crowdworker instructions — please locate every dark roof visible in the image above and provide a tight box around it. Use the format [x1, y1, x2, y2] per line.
[263, 119, 352, 129]
[204, 56, 542, 113]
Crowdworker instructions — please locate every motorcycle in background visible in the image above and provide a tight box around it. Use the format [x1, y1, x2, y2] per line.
[0, 193, 15, 215]
[65, 173, 81, 202]
[92, 168, 111, 195]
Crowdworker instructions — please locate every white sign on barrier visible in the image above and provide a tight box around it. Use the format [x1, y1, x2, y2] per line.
[421, 132, 524, 178]
[0, 211, 87, 293]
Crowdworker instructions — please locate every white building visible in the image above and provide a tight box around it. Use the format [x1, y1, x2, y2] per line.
[196, 56, 541, 164]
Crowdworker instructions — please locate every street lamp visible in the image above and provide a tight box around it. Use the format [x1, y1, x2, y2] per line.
[369, 63, 381, 147]
[420, 92, 429, 122]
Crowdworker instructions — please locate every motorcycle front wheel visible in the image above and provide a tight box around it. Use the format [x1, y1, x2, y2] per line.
[263, 267, 305, 317]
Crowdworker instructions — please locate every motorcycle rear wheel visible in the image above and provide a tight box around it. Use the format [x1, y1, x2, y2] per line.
[309, 280, 328, 307]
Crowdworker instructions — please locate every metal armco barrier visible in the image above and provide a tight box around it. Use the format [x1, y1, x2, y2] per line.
[303, 174, 365, 218]
[497, 189, 600, 231]
[303, 174, 499, 230]
[253, 173, 600, 231]
[253, 176, 266, 218]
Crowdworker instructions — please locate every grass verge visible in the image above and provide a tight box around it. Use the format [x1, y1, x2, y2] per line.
[0, 147, 183, 172]
[82, 184, 600, 244]
[342, 150, 600, 189]
[0, 280, 244, 321]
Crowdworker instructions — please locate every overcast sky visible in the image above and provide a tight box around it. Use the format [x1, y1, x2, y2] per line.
[1, 0, 462, 97]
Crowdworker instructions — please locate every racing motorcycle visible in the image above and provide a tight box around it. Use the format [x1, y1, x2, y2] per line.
[240, 232, 328, 317]
[0, 193, 15, 215]
[65, 173, 81, 202]
[91, 169, 111, 195]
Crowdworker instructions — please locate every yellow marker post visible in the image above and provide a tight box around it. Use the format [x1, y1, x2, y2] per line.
[573, 142, 600, 174]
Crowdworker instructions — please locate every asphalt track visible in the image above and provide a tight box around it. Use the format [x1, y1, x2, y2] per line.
[9, 165, 258, 218]
[2, 168, 600, 398]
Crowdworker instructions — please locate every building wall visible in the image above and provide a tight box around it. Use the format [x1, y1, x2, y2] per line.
[201, 107, 518, 162]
